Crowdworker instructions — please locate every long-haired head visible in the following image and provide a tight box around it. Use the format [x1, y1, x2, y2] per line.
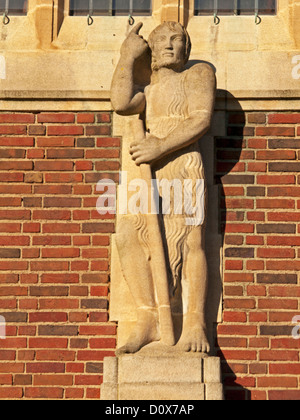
[148, 22, 191, 71]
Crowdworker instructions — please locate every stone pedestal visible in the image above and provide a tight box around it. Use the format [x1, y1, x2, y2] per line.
[101, 344, 223, 400]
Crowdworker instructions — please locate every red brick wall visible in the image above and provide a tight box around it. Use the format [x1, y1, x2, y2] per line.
[0, 110, 300, 400]
[217, 111, 300, 401]
[0, 112, 119, 399]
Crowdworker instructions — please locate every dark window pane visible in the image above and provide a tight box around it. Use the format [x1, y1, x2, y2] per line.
[70, 0, 152, 16]
[194, 0, 276, 15]
[0, 0, 27, 15]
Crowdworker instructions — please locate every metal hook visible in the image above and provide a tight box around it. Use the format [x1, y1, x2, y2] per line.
[128, 14, 134, 26]
[3, 12, 9, 25]
[255, 13, 261, 25]
[214, 13, 220, 25]
[87, 14, 93, 26]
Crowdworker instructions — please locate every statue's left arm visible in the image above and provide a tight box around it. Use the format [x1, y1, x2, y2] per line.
[130, 64, 216, 165]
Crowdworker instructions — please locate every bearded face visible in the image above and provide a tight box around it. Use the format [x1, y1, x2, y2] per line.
[149, 25, 188, 72]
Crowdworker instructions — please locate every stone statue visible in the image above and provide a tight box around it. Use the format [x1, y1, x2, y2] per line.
[110, 21, 216, 355]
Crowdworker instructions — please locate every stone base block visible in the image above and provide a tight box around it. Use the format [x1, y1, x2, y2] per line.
[101, 343, 223, 401]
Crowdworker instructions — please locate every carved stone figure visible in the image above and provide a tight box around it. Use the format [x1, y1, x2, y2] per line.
[110, 21, 216, 355]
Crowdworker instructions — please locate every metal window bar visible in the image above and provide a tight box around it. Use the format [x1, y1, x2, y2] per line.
[108, 0, 113, 15]
[3, 0, 10, 24]
[255, 0, 261, 23]
[87, 0, 93, 24]
[213, 0, 220, 24]
[234, 0, 238, 15]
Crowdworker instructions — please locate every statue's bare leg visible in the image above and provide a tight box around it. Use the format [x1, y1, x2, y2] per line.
[115, 217, 160, 354]
[178, 225, 210, 353]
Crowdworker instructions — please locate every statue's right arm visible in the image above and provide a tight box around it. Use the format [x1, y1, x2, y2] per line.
[111, 23, 148, 116]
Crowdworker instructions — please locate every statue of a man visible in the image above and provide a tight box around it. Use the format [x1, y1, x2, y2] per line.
[111, 21, 216, 355]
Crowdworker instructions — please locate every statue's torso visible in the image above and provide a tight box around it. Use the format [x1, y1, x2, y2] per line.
[144, 70, 204, 183]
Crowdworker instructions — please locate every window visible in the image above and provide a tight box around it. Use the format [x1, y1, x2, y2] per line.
[194, 0, 276, 15]
[70, 0, 152, 16]
[0, 0, 27, 15]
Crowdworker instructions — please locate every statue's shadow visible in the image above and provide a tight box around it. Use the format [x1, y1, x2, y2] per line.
[200, 87, 249, 399]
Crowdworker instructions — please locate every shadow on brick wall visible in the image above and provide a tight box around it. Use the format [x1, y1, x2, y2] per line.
[213, 92, 251, 401]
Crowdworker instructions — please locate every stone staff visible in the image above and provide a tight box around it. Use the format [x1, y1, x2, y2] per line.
[131, 117, 175, 347]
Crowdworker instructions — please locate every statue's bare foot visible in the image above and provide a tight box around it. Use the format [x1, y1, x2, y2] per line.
[178, 314, 210, 353]
[116, 309, 160, 356]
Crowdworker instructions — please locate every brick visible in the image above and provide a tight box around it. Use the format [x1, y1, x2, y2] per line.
[260, 325, 294, 336]
[269, 391, 300, 401]
[97, 113, 111, 123]
[44, 197, 81, 208]
[225, 248, 254, 258]
[269, 138, 300, 149]
[0, 125, 27, 135]
[34, 185, 72, 195]
[219, 350, 257, 361]
[256, 224, 296, 234]
[76, 138, 95, 147]
[77, 114, 95, 123]
[247, 138, 267, 149]
[77, 350, 115, 361]
[97, 137, 120, 147]
[28, 125, 46, 135]
[82, 223, 114, 233]
[86, 363, 103, 373]
[258, 376, 298, 388]
[37, 137, 75, 147]
[218, 325, 257, 336]
[23, 197, 42, 208]
[257, 150, 296, 160]
[45, 173, 83, 183]
[86, 126, 111, 136]
[24, 172, 43, 183]
[258, 298, 298, 309]
[267, 236, 300, 246]
[0, 249, 20, 258]
[269, 364, 300, 375]
[268, 187, 300, 197]
[80, 299, 108, 309]
[223, 311, 247, 323]
[27, 149, 45, 159]
[25, 387, 64, 399]
[14, 374, 32, 385]
[30, 261, 69, 271]
[224, 273, 254, 283]
[79, 325, 116, 336]
[33, 210, 71, 220]
[269, 162, 300, 172]
[260, 350, 299, 361]
[0, 388, 23, 398]
[0, 113, 34, 123]
[38, 113, 75, 123]
[30, 286, 69, 297]
[0, 137, 34, 147]
[218, 174, 255, 185]
[47, 126, 83, 136]
[256, 127, 295, 136]
[257, 248, 295, 258]
[224, 299, 255, 309]
[29, 312, 67, 323]
[47, 149, 84, 159]
[29, 338, 68, 349]
[34, 161, 74, 171]
[268, 113, 300, 124]
[33, 375, 73, 386]
[41, 273, 79, 284]
[248, 113, 266, 124]
[0, 173, 24, 182]
[257, 175, 295, 185]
